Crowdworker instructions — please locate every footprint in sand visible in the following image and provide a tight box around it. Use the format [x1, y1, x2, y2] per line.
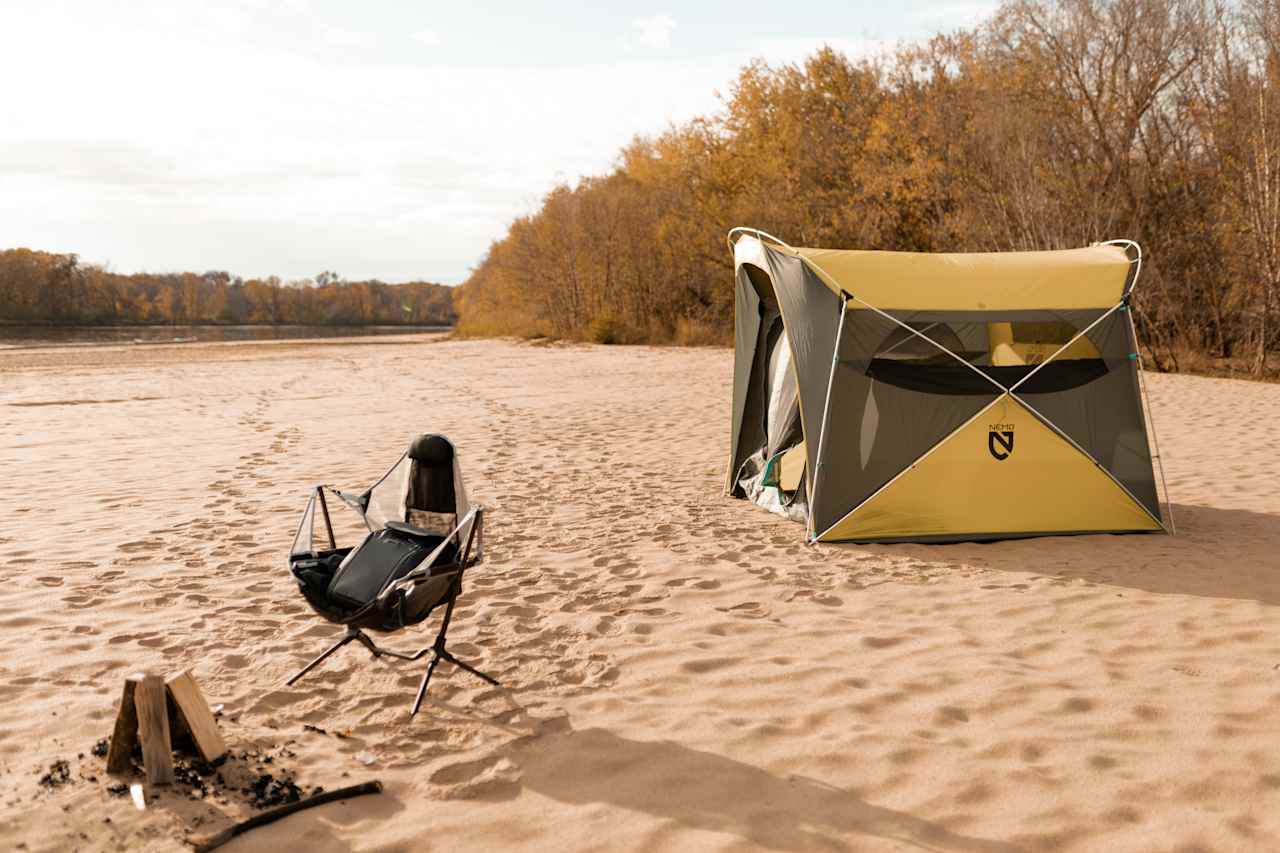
[715, 601, 768, 619]
[1060, 696, 1095, 713]
[681, 657, 737, 674]
[593, 616, 620, 637]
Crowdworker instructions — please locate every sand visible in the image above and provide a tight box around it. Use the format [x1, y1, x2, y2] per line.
[1, 334, 1278, 852]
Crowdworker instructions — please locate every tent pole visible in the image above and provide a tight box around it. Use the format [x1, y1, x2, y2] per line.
[808, 296, 848, 541]
[1101, 240, 1175, 534]
[1101, 239, 1142, 300]
[727, 227, 798, 254]
[1126, 311, 1176, 534]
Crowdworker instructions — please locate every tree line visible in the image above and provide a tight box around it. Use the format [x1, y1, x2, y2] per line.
[456, 0, 1280, 377]
[0, 249, 456, 327]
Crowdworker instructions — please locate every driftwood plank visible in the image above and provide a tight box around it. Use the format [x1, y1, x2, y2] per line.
[134, 674, 174, 785]
[193, 781, 383, 853]
[106, 674, 144, 774]
[165, 670, 226, 762]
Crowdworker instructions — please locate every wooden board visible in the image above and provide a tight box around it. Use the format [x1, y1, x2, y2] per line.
[165, 670, 226, 762]
[134, 674, 174, 785]
[778, 442, 806, 492]
[106, 674, 144, 774]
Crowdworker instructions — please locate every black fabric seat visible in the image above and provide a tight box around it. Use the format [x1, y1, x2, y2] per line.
[289, 537, 462, 632]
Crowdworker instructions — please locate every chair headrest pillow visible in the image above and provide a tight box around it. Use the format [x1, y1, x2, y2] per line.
[408, 434, 454, 467]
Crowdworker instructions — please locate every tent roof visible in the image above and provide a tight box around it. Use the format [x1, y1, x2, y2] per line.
[735, 235, 1133, 311]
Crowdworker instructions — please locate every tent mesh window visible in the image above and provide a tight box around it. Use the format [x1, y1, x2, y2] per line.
[865, 317, 1108, 395]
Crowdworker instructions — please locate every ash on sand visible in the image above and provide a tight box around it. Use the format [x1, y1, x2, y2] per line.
[37, 760, 72, 790]
[36, 728, 323, 835]
[36, 741, 109, 792]
[101, 739, 321, 808]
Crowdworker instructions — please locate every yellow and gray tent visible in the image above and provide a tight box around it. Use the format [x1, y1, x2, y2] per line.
[725, 228, 1172, 543]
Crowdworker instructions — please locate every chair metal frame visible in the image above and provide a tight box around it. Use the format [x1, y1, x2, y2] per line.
[285, 507, 499, 717]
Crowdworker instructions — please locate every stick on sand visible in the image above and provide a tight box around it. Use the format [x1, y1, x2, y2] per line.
[192, 780, 383, 852]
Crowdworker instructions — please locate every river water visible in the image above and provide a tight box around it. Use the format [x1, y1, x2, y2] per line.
[0, 324, 450, 350]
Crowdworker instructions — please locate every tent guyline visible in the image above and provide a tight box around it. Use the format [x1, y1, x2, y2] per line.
[725, 229, 1173, 544]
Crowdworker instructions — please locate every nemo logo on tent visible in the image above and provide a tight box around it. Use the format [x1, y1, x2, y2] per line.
[988, 425, 1015, 461]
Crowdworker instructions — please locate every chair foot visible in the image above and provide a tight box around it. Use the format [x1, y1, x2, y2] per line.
[291, 630, 498, 717]
[408, 648, 500, 717]
[285, 630, 357, 686]
[355, 631, 432, 662]
[440, 649, 500, 686]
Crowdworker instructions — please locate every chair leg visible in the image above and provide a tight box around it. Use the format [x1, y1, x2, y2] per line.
[286, 629, 357, 686]
[409, 644, 501, 717]
[355, 630, 432, 662]
[291, 614, 498, 716]
[439, 648, 500, 686]
[411, 652, 443, 717]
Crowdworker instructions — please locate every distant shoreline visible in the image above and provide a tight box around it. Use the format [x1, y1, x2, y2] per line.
[0, 322, 454, 328]
[0, 323, 453, 352]
[0, 328, 453, 372]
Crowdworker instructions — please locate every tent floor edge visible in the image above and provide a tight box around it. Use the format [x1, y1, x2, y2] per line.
[815, 527, 1166, 545]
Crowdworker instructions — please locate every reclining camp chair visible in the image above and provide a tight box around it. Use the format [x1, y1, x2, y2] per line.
[285, 434, 498, 716]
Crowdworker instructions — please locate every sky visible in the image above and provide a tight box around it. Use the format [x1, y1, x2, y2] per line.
[0, 1, 997, 284]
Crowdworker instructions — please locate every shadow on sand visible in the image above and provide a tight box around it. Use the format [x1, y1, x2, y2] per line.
[153, 777, 405, 853]
[407, 503, 1280, 851]
[472, 719, 1022, 853]
[855, 502, 1280, 606]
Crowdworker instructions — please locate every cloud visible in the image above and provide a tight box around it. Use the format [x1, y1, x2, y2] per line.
[629, 15, 675, 50]
[410, 30, 441, 47]
[322, 26, 375, 48]
[0, 3, 940, 284]
[751, 38, 898, 65]
[0, 141, 178, 186]
[914, 2, 999, 27]
[0, 9, 732, 282]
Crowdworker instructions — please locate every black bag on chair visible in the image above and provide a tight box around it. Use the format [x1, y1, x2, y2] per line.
[327, 529, 434, 611]
[285, 434, 497, 716]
